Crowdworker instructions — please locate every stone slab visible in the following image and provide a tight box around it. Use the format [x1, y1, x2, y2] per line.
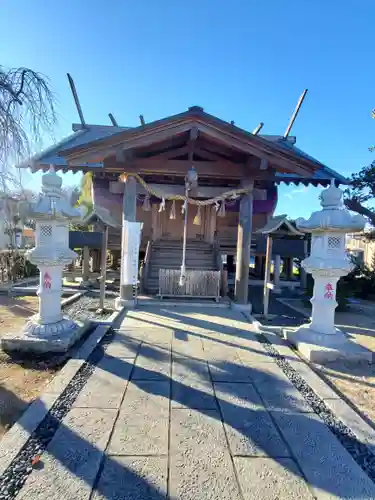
[172, 379, 217, 409]
[240, 360, 294, 388]
[284, 328, 373, 363]
[92, 456, 167, 499]
[287, 359, 342, 400]
[0, 326, 110, 478]
[323, 398, 375, 456]
[209, 360, 254, 382]
[74, 325, 110, 361]
[172, 337, 205, 357]
[236, 344, 277, 364]
[45, 359, 85, 395]
[255, 381, 314, 414]
[132, 344, 171, 381]
[270, 410, 375, 499]
[172, 356, 210, 381]
[234, 457, 314, 499]
[108, 381, 170, 455]
[73, 355, 131, 409]
[170, 409, 242, 499]
[17, 408, 117, 500]
[214, 383, 290, 457]
[104, 332, 141, 359]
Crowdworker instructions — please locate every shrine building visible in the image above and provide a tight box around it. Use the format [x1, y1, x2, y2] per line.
[20, 106, 347, 305]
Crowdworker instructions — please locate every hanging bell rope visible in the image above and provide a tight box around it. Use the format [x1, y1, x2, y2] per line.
[169, 200, 176, 220]
[142, 193, 151, 211]
[119, 172, 251, 207]
[218, 200, 226, 218]
[193, 206, 202, 225]
[181, 198, 187, 214]
[158, 197, 166, 213]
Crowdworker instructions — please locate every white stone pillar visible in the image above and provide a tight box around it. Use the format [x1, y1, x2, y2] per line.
[38, 264, 64, 324]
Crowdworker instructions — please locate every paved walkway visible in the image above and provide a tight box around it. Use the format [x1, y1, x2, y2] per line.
[16, 306, 375, 499]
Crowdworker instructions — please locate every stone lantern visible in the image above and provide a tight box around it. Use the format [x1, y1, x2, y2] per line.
[284, 180, 369, 362]
[1, 167, 83, 353]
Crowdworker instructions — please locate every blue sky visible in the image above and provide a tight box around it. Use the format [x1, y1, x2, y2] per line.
[2, 0, 374, 218]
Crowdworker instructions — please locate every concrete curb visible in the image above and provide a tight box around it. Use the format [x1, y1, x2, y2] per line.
[247, 312, 375, 460]
[0, 324, 110, 477]
[61, 291, 87, 308]
[94, 305, 127, 327]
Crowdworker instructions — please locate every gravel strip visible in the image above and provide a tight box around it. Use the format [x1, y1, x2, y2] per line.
[0, 333, 109, 499]
[63, 295, 114, 322]
[254, 330, 375, 482]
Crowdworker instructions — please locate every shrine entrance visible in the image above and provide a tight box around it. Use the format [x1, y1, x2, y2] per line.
[160, 200, 205, 241]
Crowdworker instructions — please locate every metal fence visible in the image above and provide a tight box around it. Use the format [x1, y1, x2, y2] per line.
[158, 269, 221, 300]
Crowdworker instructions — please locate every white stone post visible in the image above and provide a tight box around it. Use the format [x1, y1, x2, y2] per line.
[284, 180, 368, 363]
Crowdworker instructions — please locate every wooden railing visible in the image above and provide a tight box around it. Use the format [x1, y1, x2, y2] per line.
[159, 269, 221, 300]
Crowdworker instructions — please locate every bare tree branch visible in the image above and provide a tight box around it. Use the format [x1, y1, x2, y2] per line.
[344, 197, 375, 226]
[0, 65, 57, 185]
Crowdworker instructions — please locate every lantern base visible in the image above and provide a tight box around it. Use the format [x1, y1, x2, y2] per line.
[0, 316, 88, 354]
[284, 325, 373, 363]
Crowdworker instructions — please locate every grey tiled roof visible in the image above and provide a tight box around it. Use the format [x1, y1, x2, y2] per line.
[17, 123, 348, 185]
[18, 124, 129, 169]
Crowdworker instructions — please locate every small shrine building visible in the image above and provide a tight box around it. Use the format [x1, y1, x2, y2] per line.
[20, 106, 347, 304]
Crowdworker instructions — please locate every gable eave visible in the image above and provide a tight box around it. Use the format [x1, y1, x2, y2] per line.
[61, 110, 325, 175]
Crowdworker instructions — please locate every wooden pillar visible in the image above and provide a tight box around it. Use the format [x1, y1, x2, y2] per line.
[235, 183, 254, 304]
[205, 206, 216, 243]
[300, 238, 308, 290]
[254, 255, 262, 278]
[284, 257, 293, 281]
[273, 254, 281, 286]
[91, 249, 101, 273]
[81, 245, 90, 285]
[99, 225, 108, 310]
[117, 176, 137, 307]
[151, 203, 161, 241]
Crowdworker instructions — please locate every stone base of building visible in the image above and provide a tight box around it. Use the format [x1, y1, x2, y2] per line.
[1, 316, 88, 354]
[114, 297, 135, 311]
[284, 325, 373, 363]
[231, 301, 253, 319]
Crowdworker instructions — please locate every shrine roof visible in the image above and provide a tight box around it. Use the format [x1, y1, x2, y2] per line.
[256, 215, 304, 236]
[17, 111, 349, 186]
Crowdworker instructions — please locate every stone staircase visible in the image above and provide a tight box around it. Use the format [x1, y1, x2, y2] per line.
[145, 239, 218, 295]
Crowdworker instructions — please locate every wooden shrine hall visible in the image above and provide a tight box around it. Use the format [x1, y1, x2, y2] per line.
[21, 104, 347, 305]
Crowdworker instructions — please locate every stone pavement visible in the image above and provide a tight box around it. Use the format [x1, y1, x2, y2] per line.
[16, 306, 375, 499]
